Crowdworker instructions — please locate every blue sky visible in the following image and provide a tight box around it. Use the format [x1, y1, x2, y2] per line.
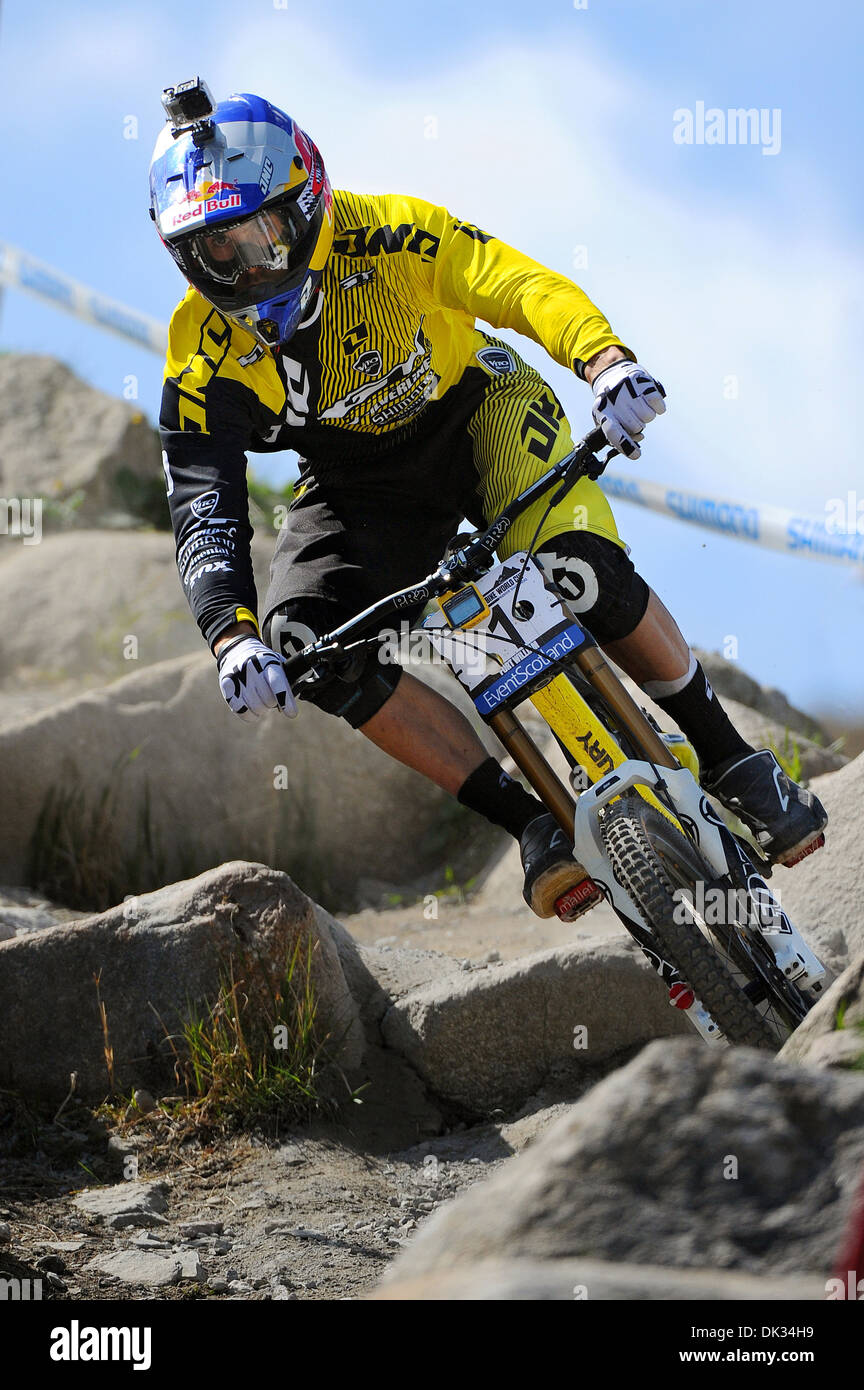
[1, 0, 861, 720]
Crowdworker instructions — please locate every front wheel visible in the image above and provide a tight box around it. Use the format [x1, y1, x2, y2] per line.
[600, 796, 789, 1049]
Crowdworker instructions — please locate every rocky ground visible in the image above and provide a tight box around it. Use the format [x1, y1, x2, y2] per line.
[2, 355, 863, 1303]
[0, 1100, 572, 1301]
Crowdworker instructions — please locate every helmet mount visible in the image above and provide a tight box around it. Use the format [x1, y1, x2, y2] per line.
[161, 77, 217, 147]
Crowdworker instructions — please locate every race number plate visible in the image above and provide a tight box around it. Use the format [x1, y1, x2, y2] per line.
[422, 553, 586, 715]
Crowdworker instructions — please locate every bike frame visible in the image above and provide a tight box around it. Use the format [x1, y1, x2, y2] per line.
[281, 426, 825, 1041]
[282, 427, 681, 824]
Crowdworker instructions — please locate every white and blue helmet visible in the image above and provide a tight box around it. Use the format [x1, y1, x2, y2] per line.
[150, 80, 334, 348]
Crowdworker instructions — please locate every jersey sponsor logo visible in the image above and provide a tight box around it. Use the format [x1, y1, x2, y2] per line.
[341, 322, 369, 355]
[319, 321, 439, 429]
[190, 489, 221, 519]
[520, 397, 561, 462]
[178, 525, 238, 589]
[280, 354, 312, 427]
[237, 343, 266, 367]
[477, 346, 516, 375]
[354, 349, 383, 376]
[452, 220, 493, 243]
[188, 559, 232, 585]
[333, 223, 440, 261]
[339, 267, 377, 290]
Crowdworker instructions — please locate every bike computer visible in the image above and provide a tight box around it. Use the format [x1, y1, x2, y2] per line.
[439, 584, 490, 629]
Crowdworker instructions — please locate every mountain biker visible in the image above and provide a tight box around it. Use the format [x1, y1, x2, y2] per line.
[151, 82, 827, 919]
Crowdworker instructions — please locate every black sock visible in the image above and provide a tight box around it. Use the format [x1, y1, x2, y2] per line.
[646, 660, 753, 777]
[457, 757, 544, 840]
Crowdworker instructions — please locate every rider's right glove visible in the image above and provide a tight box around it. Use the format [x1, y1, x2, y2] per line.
[591, 359, 666, 460]
[217, 635, 298, 723]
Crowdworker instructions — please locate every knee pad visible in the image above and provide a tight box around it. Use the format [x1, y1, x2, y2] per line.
[535, 531, 649, 644]
[265, 602, 403, 728]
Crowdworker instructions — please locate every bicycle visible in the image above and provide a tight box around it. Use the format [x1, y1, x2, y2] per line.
[282, 425, 827, 1049]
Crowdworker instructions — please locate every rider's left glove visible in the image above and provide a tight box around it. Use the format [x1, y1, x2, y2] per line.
[591, 360, 666, 460]
[217, 636, 298, 723]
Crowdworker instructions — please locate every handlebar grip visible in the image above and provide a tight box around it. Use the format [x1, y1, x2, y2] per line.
[281, 651, 310, 682]
[584, 425, 608, 453]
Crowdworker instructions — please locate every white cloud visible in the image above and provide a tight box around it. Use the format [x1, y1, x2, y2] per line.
[223, 21, 859, 512]
[6, 6, 858, 519]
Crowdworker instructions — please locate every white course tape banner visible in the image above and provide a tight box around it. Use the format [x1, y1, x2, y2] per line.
[599, 473, 864, 569]
[0, 241, 167, 356]
[1, 238, 859, 568]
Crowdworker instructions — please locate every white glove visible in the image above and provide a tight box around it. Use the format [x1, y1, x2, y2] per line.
[591, 359, 666, 459]
[217, 636, 297, 723]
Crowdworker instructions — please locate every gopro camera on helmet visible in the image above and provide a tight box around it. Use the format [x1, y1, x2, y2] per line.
[161, 78, 216, 141]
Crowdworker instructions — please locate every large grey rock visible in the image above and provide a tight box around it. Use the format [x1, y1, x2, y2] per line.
[383, 1039, 864, 1281]
[0, 355, 164, 528]
[88, 1249, 181, 1287]
[372, 1256, 826, 1301]
[0, 886, 78, 938]
[767, 753, 864, 974]
[0, 861, 363, 1103]
[73, 1182, 169, 1230]
[779, 954, 864, 1070]
[380, 937, 691, 1115]
[0, 530, 273, 690]
[0, 655, 487, 911]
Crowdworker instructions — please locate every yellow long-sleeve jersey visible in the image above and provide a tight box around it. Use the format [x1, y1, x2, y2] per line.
[160, 189, 632, 645]
[162, 189, 631, 454]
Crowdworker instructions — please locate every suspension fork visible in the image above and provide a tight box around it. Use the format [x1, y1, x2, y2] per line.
[569, 644, 679, 770]
[530, 639, 685, 834]
[486, 641, 681, 837]
[487, 707, 578, 835]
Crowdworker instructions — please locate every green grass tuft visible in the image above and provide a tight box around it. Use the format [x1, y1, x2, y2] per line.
[160, 939, 326, 1133]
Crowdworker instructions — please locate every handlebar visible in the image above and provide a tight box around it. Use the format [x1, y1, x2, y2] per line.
[281, 424, 614, 685]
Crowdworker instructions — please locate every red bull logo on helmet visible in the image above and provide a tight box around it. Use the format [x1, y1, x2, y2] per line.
[163, 180, 243, 233]
[180, 180, 240, 203]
